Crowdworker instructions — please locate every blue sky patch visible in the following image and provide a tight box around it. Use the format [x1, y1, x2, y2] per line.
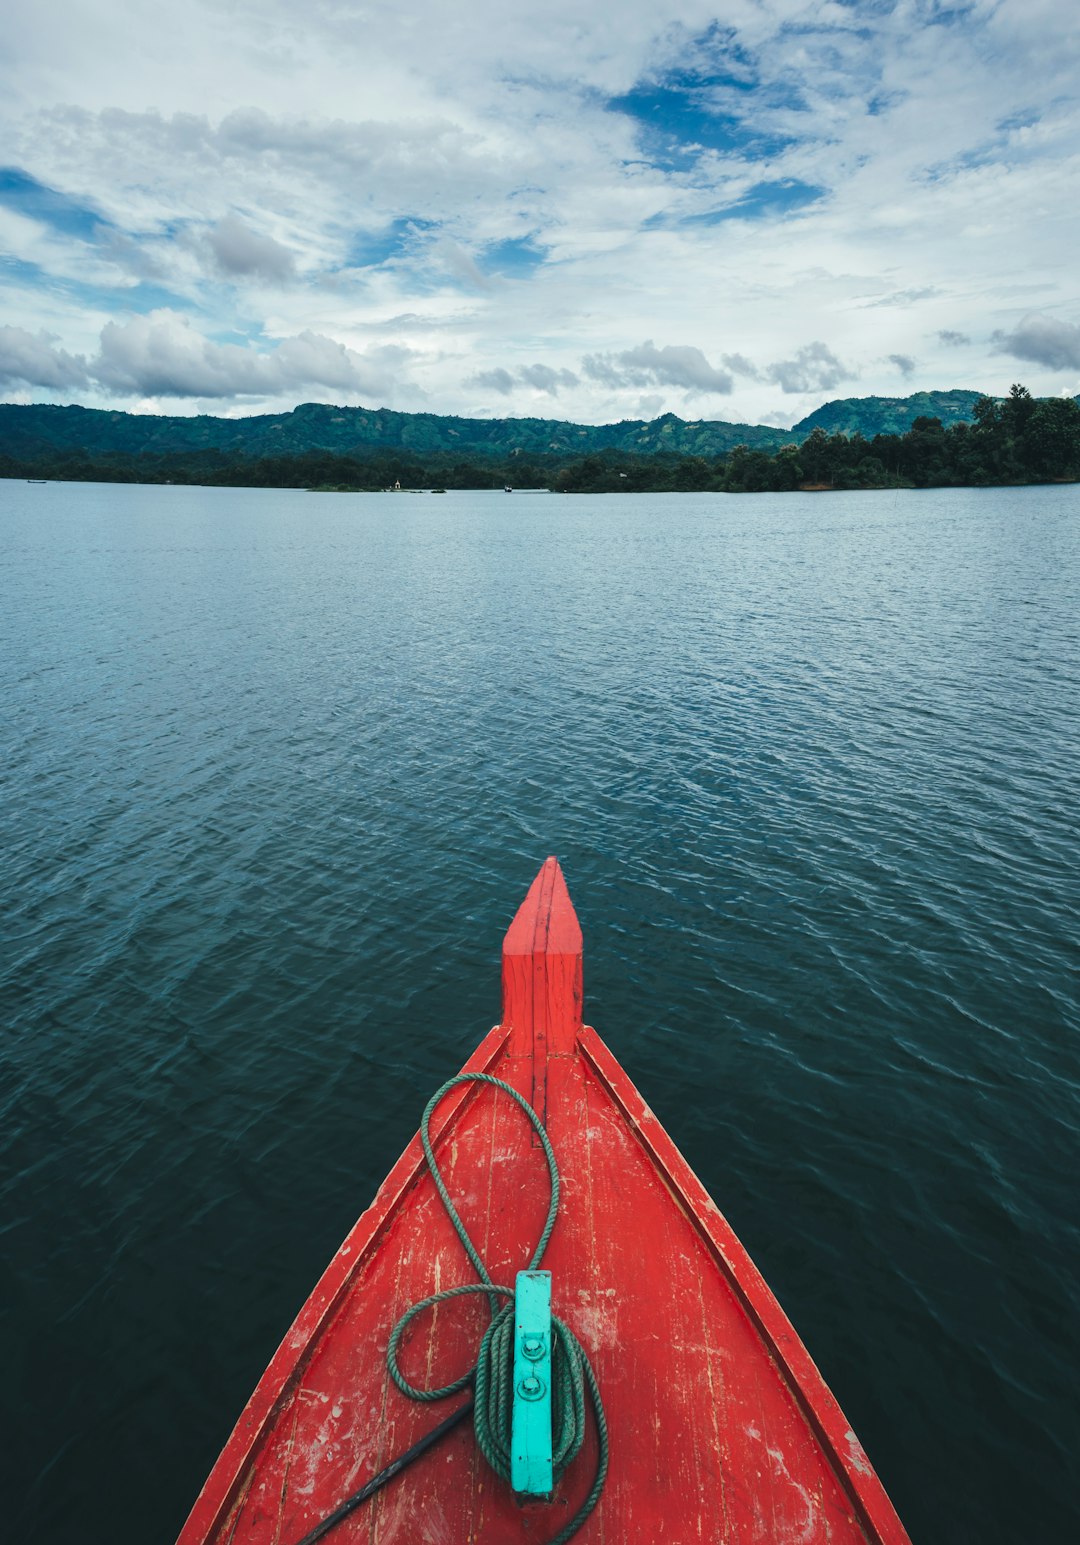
[607, 65, 800, 172]
[207, 324, 267, 346]
[867, 89, 905, 116]
[608, 86, 749, 169]
[928, 2, 983, 27]
[728, 179, 825, 219]
[0, 249, 188, 316]
[673, 22, 758, 86]
[996, 107, 1040, 134]
[0, 253, 52, 289]
[479, 236, 547, 279]
[609, 82, 745, 167]
[347, 217, 438, 269]
[116, 281, 192, 312]
[659, 179, 826, 229]
[0, 167, 112, 239]
[926, 107, 1043, 181]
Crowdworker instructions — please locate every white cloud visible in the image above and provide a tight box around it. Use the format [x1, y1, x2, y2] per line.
[468, 362, 581, 396]
[0, 325, 89, 388]
[583, 341, 734, 394]
[101, 313, 414, 399]
[0, 1, 1078, 419]
[767, 343, 854, 395]
[207, 214, 296, 282]
[992, 313, 1080, 372]
[517, 363, 580, 394]
[469, 367, 515, 395]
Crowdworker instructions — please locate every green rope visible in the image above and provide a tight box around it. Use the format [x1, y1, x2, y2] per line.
[385, 1073, 608, 1544]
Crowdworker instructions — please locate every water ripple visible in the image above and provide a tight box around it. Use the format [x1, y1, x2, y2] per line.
[1, 480, 1078, 1542]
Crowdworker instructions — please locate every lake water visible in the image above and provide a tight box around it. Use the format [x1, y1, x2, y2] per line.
[2, 479, 1077, 1544]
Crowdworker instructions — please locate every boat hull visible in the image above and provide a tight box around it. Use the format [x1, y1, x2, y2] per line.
[178, 859, 910, 1545]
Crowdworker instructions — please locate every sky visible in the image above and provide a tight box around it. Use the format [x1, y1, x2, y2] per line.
[0, 0, 1078, 428]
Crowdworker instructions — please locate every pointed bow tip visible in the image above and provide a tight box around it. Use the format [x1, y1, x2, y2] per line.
[501, 858, 584, 1052]
[502, 856, 583, 959]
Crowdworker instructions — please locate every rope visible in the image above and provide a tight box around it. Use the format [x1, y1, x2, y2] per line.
[386, 1073, 608, 1545]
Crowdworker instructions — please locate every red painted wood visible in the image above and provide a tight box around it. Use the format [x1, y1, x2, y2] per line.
[175, 1026, 510, 1545]
[576, 1028, 911, 1545]
[177, 860, 911, 1545]
[502, 855, 583, 1132]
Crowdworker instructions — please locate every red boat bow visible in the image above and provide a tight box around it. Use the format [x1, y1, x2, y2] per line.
[178, 858, 910, 1545]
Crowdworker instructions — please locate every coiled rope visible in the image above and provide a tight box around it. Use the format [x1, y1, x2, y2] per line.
[386, 1073, 608, 1544]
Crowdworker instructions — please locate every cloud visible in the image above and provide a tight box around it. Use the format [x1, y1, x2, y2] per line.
[861, 287, 938, 310]
[207, 213, 296, 282]
[579, 353, 627, 389]
[582, 340, 734, 394]
[517, 363, 579, 393]
[469, 367, 515, 394]
[2, 2, 1080, 419]
[722, 353, 761, 380]
[766, 343, 854, 395]
[889, 353, 916, 377]
[635, 393, 665, 417]
[96, 226, 167, 281]
[0, 325, 89, 389]
[436, 237, 493, 291]
[90, 312, 411, 399]
[992, 313, 1080, 371]
[468, 362, 581, 396]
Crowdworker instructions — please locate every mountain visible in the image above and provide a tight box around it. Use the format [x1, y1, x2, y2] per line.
[0, 401, 795, 464]
[794, 390, 988, 438]
[0, 389, 1030, 471]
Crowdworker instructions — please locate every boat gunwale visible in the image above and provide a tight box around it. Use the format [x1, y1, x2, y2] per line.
[175, 1024, 510, 1545]
[578, 1024, 910, 1545]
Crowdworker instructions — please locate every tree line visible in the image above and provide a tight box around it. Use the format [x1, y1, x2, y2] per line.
[553, 387, 1080, 492]
[2, 386, 1077, 493]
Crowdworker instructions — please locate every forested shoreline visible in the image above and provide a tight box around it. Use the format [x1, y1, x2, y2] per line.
[3, 386, 1077, 493]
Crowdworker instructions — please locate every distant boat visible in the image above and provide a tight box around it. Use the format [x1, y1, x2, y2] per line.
[504, 484, 513, 492]
[26, 479, 47, 484]
[177, 859, 911, 1545]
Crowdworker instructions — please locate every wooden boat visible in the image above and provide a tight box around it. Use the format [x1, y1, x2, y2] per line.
[178, 858, 910, 1545]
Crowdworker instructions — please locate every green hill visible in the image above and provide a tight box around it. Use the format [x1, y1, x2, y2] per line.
[0, 401, 794, 464]
[5, 389, 1065, 475]
[793, 391, 987, 437]
[5, 385, 1078, 492]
